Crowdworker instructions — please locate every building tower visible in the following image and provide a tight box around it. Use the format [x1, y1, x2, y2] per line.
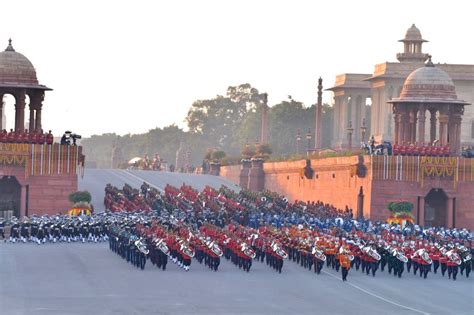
[396, 24, 430, 63]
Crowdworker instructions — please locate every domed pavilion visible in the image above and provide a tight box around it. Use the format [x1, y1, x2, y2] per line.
[0, 39, 51, 132]
[389, 57, 470, 154]
[0, 39, 83, 218]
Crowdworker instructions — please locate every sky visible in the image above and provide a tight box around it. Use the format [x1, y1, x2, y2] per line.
[1, 0, 473, 137]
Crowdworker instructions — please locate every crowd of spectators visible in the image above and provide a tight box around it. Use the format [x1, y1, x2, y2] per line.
[392, 143, 450, 157]
[0, 129, 54, 145]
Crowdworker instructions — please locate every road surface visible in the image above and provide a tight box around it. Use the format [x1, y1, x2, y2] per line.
[0, 243, 472, 315]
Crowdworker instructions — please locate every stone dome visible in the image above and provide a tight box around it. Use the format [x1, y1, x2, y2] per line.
[0, 39, 39, 87]
[402, 24, 426, 42]
[391, 59, 469, 105]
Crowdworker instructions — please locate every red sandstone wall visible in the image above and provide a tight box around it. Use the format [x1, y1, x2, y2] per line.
[370, 179, 474, 230]
[0, 165, 77, 216]
[220, 156, 474, 230]
[26, 175, 77, 216]
[219, 164, 240, 185]
[262, 157, 373, 216]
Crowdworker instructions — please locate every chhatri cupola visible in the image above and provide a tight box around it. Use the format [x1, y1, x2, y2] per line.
[396, 24, 430, 63]
[389, 57, 470, 155]
[0, 39, 52, 132]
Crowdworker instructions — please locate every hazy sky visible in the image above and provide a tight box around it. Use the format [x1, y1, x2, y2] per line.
[1, 0, 473, 137]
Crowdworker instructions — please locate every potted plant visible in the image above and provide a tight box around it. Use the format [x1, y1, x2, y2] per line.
[387, 201, 415, 227]
[68, 191, 92, 216]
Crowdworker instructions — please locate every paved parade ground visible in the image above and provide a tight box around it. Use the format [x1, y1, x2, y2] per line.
[0, 243, 472, 315]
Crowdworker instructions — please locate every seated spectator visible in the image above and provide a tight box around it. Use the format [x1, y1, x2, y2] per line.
[7, 129, 15, 143]
[0, 129, 7, 142]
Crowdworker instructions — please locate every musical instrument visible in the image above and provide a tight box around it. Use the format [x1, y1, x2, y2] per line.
[154, 238, 170, 255]
[311, 246, 327, 262]
[446, 250, 462, 266]
[414, 248, 432, 264]
[271, 241, 288, 259]
[208, 241, 224, 257]
[134, 239, 149, 255]
[363, 246, 381, 261]
[179, 241, 195, 258]
[241, 243, 256, 259]
[390, 248, 408, 263]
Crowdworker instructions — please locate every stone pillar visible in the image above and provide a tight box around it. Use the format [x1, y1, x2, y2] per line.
[248, 158, 265, 192]
[399, 108, 408, 144]
[315, 77, 323, 149]
[357, 186, 364, 219]
[409, 109, 417, 144]
[20, 185, 27, 218]
[332, 96, 340, 146]
[32, 91, 44, 132]
[14, 89, 26, 132]
[448, 120, 456, 154]
[239, 159, 251, 189]
[418, 105, 426, 144]
[455, 122, 462, 154]
[35, 107, 42, 131]
[429, 109, 437, 144]
[439, 113, 448, 145]
[418, 196, 425, 226]
[393, 105, 399, 144]
[447, 197, 454, 228]
[260, 93, 268, 144]
[29, 105, 35, 132]
[0, 92, 3, 130]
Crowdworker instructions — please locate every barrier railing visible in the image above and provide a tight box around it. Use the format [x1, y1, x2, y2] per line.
[370, 155, 474, 186]
[0, 143, 84, 177]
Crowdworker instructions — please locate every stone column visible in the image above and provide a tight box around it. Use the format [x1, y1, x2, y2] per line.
[260, 93, 269, 144]
[446, 197, 454, 228]
[418, 105, 426, 144]
[332, 96, 340, 146]
[393, 108, 400, 144]
[14, 89, 26, 132]
[439, 112, 449, 145]
[20, 185, 27, 218]
[418, 196, 425, 226]
[32, 91, 44, 132]
[29, 105, 35, 132]
[399, 108, 409, 144]
[429, 108, 437, 144]
[455, 121, 462, 154]
[239, 159, 251, 189]
[0, 92, 4, 130]
[448, 120, 456, 154]
[408, 109, 417, 143]
[248, 158, 265, 192]
[35, 107, 42, 131]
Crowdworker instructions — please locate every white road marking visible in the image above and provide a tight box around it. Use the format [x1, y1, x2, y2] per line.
[123, 170, 165, 192]
[322, 270, 430, 315]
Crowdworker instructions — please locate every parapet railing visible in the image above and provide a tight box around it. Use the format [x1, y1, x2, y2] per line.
[370, 155, 474, 186]
[0, 143, 84, 177]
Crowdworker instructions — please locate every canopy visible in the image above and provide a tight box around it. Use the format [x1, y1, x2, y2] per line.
[128, 157, 142, 164]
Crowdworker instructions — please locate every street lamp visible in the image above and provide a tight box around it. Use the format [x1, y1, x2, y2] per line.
[306, 128, 312, 155]
[296, 129, 302, 155]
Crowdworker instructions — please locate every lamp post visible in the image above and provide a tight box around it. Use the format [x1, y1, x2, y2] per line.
[296, 129, 302, 155]
[347, 121, 354, 150]
[360, 118, 367, 143]
[306, 129, 312, 156]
